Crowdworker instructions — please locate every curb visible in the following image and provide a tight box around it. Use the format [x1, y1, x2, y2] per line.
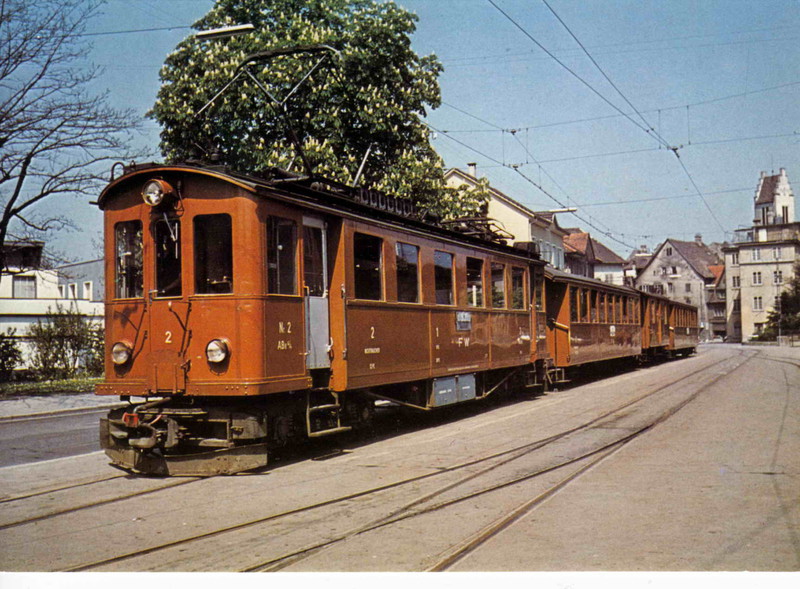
[0, 403, 126, 422]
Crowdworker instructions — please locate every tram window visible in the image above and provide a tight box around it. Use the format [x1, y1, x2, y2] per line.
[622, 297, 629, 323]
[581, 289, 590, 322]
[533, 272, 544, 311]
[511, 267, 526, 309]
[599, 293, 606, 323]
[397, 242, 420, 303]
[491, 263, 505, 308]
[570, 286, 579, 322]
[195, 214, 233, 294]
[155, 218, 182, 297]
[354, 232, 383, 300]
[433, 250, 454, 305]
[590, 291, 598, 322]
[304, 226, 325, 297]
[267, 217, 297, 295]
[466, 257, 484, 307]
[114, 221, 143, 299]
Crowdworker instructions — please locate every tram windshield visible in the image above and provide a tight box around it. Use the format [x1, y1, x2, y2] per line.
[155, 218, 182, 297]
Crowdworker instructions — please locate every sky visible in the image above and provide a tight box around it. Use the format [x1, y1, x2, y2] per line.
[39, 0, 800, 262]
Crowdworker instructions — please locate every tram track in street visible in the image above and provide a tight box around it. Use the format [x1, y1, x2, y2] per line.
[57, 349, 750, 572]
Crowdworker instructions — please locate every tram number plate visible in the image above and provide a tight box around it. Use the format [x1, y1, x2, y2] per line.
[456, 312, 472, 331]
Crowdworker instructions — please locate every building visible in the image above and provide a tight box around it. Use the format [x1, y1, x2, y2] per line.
[591, 237, 627, 285]
[444, 164, 569, 269]
[624, 245, 653, 286]
[0, 243, 103, 373]
[706, 264, 727, 340]
[634, 235, 722, 340]
[563, 231, 595, 277]
[724, 169, 799, 341]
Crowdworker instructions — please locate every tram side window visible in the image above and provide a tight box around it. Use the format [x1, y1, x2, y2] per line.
[599, 293, 606, 323]
[434, 250, 454, 305]
[581, 289, 590, 322]
[466, 257, 484, 307]
[533, 272, 544, 311]
[155, 218, 182, 297]
[195, 214, 233, 294]
[590, 290, 598, 322]
[491, 263, 505, 308]
[354, 232, 383, 300]
[511, 267, 526, 309]
[115, 221, 143, 299]
[267, 217, 297, 295]
[396, 242, 420, 303]
[570, 286, 579, 322]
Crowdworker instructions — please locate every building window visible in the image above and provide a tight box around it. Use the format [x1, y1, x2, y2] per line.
[115, 220, 143, 299]
[774, 271, 783, 285]
[433, 250, 454, 305]
[753, 272, 762, 286]
[754, 322, 763, 334]
[685, 297, 691, 304]
[752, 248, 761, 261]
[733, 299, 740, 312]
[670, 266, 678, 275]
[773, 247, 781, 260]
[69, 283, 77, 299]
[58, 285, 65, 298]
[732, 276, 740, 288]
[83, 281, 92, 300]
[353, 232, 382, 300]
[666, 247, 673, 256]
[267, 217, 298, 295]
[685, 283, 691, 293]
[782, 206, 789, 223]
[396, 242, 420, 303]
[668, 282, 674, 294]
[12, 275, 36, 299]
[753, 296, 763, 311]
[195, 214, 233, 294]
[466, 257, 484, 307]
[731, 252, 739, 265]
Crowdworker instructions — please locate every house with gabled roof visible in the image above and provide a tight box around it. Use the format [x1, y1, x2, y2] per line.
[563, 230, 595, 277]
[634, 234, 723, 340]
[591, 236, 626, 285]
[444, 164, 569, 269]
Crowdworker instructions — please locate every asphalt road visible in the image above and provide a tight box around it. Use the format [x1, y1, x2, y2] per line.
[0, 409, 104, 467]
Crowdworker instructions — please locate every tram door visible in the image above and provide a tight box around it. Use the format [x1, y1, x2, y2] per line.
[303, 217, 330, 369]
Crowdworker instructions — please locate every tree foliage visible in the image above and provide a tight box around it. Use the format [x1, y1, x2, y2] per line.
[0, 328, 23, 381]
[761, 262, 800, 339]
[27, 303, 103, 380]
[0, 0, 140, 273]
[151, 0, 484, 217]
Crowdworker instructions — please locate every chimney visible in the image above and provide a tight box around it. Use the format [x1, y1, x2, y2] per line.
[694, 233, 703, 245]
[467, 162, 477, 177]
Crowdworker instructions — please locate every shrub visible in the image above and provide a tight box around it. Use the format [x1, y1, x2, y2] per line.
[0, 328, 23, 382]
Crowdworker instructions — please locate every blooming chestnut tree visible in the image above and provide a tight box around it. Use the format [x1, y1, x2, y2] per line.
[150, 0, 484, 217]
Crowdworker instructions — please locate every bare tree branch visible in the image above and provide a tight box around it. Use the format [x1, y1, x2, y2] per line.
[0, 0, 144, 273]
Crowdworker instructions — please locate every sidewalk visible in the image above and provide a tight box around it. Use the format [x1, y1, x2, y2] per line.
[0, 393, 124, 419]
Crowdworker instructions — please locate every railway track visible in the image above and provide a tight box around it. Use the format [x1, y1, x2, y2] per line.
[40, 348, 752, 572]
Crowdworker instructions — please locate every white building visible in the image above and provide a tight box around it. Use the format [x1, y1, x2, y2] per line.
[444, 164, 568, 269]
[724, 168, 799, 342]
[0, 243, 103, 373]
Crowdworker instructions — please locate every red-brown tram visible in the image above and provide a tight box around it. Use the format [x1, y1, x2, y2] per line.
[96, 162, 698, 475]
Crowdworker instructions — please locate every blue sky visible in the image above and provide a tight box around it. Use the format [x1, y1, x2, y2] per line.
[48, 0, 800, 260]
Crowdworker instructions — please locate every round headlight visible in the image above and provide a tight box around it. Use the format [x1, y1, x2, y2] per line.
[206, 339, 229, 364]
[111, 342, 132, 365]
[142, 179, 173, 206]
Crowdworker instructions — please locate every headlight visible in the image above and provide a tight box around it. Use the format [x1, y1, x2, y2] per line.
[142, 179, 173, 206]
[206, 339, 229, 363]
[111, 342, 132, 365]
